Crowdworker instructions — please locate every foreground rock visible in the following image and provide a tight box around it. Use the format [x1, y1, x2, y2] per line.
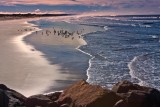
[0, 84, 26, 107]
[25, 92, 61, 107]
[1, 80, 160, 107]
[26, 94, 53, 107]
[112, 80, 160, 107]
[57, 80, 121, 107]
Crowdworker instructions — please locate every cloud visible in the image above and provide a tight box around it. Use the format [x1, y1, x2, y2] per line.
[35, 9, 40, 13]
[0, 0, 160, 7]
[1, 0, 160, 12]
[0, 0, 113, 6]
[0, 0, 160, 15]
[0, 0, 78, 5]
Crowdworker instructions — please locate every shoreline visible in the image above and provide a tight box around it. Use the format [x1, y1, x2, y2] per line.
[76, 29, 106, 83]
[23, 19, 104, 94]
[0, 19, 71, 97]
[0, 17, 104, 97]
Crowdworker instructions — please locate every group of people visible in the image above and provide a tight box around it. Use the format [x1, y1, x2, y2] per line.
[18, 28, 35, 32]
[18, 27, 85, 40]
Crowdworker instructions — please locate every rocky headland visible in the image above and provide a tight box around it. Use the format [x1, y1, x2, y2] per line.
[0, 80, 160, 107]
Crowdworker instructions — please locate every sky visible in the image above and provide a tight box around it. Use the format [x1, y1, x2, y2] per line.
[0, 0, 160, 15]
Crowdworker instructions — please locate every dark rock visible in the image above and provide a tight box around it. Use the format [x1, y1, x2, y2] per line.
[116, 93, 129, 99]
[113, 99, 128, 107]
[47, 101, 59, 107]
[45, 91, 62, 101]
[0, 84, 8, 90]
[1, 80, 160, 107]
[60, 104, 69, 107]
[0, 89, 9, 107]
[112, 80, 142, 93]
[0, 84, 26, 107]
[26, 94, 52, 107]
[57, 80, 121, 107]
[112, 80, 160, 107]
[126, 91, 147, 107]
[145, 88, 160, 107]
[112, 80, 155, 93]
[57, 96, 72, 105]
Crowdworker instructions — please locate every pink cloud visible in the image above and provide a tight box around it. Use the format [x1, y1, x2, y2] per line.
[0, 0, 160, 15]
[0, 0, 160, 6]
[1, 0, 159, 7]
[0, 0, 112, 6]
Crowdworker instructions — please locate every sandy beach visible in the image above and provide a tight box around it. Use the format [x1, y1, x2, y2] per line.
[25, 20, 101, 47]
[0, 19, 67, 97]
[0, 18, 103, 97]
[23, 20, 103, 92]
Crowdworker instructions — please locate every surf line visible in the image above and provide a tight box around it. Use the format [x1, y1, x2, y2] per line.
[128, 55, 147, 86]
[76, 26, 108, 83]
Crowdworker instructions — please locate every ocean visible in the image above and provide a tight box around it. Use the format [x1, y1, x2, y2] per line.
[27, 15, 160, 91]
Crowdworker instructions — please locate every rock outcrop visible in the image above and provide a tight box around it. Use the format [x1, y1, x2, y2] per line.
[0, 84, 26, 107]
[112, 80, 160, 107]
[25, 92, 62, 107]
[57, 80, 121, 107]
[1, 80, 160, 107]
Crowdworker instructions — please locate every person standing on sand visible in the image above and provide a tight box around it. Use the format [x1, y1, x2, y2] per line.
[54, 29, 56, 35]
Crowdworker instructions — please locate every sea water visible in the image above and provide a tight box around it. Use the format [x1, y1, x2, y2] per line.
[73, 15, 160, 89]
[28, 15, 160, 90]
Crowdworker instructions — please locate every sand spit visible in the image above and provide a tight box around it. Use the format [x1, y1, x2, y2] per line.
[0, 18, 103, 97]
[0, 19, 69, 97]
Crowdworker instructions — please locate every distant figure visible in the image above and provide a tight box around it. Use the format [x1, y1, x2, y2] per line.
[31, 49, 35, 51]
[46, 30, 48, 35]
[77, 31, 79, 35]
[54, 30, 56, 35]
[58, 31, 60, 36]
[72, 37, 74, 40]
[36, 31, 38, 34]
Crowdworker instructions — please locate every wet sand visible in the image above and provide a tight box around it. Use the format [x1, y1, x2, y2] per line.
[0, 18, 103, 97]
[0, 19, 70, 97]
[23, 20, 103, 93]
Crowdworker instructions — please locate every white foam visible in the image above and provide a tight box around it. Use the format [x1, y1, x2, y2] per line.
[131, 24, 136, 27]
[128, 56, 147, 86]
[76, 30, 105, 83]
[139, 24, 152, 28]
[76, 45, 94, 82]
[151, 35, 158, 39]
[104, 26, 108, 30]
